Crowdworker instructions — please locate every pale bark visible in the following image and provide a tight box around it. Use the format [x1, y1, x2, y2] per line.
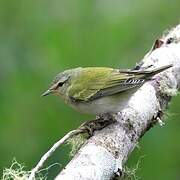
[56, 24, 180, 180]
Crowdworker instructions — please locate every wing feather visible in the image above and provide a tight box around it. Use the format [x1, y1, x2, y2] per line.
[68, 67, 145, 102]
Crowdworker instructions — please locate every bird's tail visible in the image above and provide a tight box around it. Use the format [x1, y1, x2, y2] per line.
[120, 64, 172, 77]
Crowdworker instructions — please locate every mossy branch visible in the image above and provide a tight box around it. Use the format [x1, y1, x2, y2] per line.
[55, 24, 180, 180]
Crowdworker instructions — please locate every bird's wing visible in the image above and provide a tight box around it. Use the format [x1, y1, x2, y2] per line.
[68, 67, 145, 102]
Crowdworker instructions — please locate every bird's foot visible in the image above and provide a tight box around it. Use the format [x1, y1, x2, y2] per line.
[79, 114, 116, 137]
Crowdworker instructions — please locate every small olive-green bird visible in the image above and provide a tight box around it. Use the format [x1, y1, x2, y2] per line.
[42, 65, 172, 115]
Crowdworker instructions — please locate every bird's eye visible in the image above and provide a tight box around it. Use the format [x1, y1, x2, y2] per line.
[57, 81, 64, 87]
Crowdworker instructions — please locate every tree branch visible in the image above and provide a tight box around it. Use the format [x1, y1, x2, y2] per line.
[55, 24, 180, 180]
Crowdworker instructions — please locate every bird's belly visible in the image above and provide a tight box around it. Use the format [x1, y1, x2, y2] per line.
[70, 92, 132, 115]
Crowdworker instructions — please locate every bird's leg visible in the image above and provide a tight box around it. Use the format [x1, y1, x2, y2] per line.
[79, 113, 117, 137]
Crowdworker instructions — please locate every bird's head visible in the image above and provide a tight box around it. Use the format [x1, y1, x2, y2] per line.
[41, 68, 79, 98]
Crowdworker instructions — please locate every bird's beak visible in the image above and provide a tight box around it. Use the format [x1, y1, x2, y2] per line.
[41, 89, 52, 97]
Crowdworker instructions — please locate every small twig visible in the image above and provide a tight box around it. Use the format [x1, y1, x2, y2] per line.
[157, 117, 165, 126]
[28, 128, 85, 180]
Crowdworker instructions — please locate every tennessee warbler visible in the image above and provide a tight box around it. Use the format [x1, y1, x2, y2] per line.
[42, 65, 172, 115]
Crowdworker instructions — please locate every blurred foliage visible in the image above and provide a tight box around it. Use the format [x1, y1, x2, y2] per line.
[0, 0, 180, 179]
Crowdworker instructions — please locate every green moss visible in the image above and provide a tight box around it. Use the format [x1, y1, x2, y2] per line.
[67, 134, 87, 157]
[2, 160, 31, 180]
[2, 159, 60, 180]
[159, 78, 178, 97]
[121, 162, 140, 180]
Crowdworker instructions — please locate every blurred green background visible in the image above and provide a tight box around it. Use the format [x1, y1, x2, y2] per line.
[0, 0, 180, 179]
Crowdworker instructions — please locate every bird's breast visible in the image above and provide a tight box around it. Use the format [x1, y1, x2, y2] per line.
[68, 92, 132, 115]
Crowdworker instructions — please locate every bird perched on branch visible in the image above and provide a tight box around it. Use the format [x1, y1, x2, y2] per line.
[42, 65, 172, 115]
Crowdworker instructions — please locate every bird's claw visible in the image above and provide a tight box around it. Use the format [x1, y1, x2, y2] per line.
[78, 115, 116, 137]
